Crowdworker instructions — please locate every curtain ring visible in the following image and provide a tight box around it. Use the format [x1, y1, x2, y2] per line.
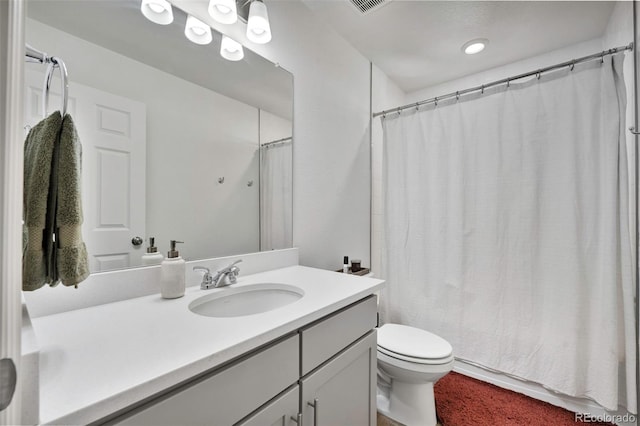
[506, 79, 510, 88]
[481, 85, 484, 94]
[434, 97, 438, 106]
[601, 51, 605, 64]
[415, 102, 420, 111]
[570, 61, 575, 71]
[456, 91, 460, 101]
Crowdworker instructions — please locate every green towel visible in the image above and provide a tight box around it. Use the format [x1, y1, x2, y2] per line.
[23, 112, 89, 291]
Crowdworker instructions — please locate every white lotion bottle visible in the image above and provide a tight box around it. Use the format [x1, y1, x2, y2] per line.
[160, 240, 185, 299]
[141, 237, 163, 266]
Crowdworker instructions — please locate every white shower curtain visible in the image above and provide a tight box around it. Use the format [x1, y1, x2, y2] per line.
[381, 54, 636, 412]
[260, 141, 292, 251]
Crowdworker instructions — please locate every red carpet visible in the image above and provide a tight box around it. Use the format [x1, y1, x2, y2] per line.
[434, 372, 615, 426]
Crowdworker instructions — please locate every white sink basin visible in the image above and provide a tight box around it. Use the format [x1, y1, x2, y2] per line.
[189, 283, 304, 318]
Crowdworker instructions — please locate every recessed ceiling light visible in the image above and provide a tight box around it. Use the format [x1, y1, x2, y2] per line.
[462, 38, 488, 55]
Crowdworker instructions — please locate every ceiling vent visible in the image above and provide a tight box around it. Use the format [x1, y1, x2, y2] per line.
[348, 0, 392, 15]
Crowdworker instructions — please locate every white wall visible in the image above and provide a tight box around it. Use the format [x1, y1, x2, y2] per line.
[175, 0, 372, 271]
[259, 110, 291, 144]
[25, 19, 261, 266]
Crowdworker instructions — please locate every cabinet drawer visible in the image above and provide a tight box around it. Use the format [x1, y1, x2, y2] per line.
[301, 295, 377, 375]
[113, 334, 299, 426]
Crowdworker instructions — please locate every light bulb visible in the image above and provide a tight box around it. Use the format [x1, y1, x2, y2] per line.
[215, 4, 231, 14]
[220, 35, 244, 61]
[185, 15, 213, 45]
[147, 2, 165, 13]
[140, 0, 174, 25]
[208, 0, 237, 24]
[247, 0, 271, 44]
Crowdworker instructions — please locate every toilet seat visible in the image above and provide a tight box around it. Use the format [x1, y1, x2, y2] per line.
[377, 324, 453, 365]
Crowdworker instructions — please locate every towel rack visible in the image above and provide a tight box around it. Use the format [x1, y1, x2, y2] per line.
[24, 44, 69, 118]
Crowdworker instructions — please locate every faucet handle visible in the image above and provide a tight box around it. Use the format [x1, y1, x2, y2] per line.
[193, 266, 211, 274]
[228, 265, 240, 284]
[194, 266, 213, 289]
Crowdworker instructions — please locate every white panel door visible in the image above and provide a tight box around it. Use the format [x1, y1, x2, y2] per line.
[24, 70, 146, 272]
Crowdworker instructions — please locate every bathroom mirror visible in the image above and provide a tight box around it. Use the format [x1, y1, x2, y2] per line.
[24, 0, 293, 273]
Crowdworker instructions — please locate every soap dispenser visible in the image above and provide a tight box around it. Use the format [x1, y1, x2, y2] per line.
[160, 240, 185, 299]
[141, 237, 163, 266]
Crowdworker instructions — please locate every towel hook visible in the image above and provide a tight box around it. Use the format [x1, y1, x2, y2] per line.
[630, 127, 640, 135]
[43, 57, 69, 118]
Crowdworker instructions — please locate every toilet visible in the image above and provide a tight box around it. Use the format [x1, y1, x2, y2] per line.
[376, 323, 454, 426]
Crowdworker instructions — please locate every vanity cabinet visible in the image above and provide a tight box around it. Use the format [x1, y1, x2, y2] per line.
[301, 332, 377, 426]
[299, 295, 378, 426]
[104, 295, 377, 426]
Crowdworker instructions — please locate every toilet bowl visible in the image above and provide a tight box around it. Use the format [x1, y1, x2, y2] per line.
[377, 323, 454, 426]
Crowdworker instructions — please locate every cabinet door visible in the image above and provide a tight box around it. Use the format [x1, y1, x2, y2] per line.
[301, 331, 377, 426]
[237, 385, 300, 426]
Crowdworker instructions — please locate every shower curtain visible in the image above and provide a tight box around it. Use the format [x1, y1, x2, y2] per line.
[381, 54, 636, 412]
[260, 141, 292, 251]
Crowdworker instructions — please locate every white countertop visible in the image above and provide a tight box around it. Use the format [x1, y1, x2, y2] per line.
[30, 265, 384, 425]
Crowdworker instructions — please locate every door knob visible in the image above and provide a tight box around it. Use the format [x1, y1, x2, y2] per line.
[131, 236, 144, 246]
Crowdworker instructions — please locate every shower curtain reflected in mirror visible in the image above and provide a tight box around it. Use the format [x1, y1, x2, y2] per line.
[381, 53, 636, 413]
[260, 140, 293, 251]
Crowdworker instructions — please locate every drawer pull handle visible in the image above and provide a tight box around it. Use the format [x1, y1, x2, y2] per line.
[307, 399, 319, 425]
[290, 413, 302, 424]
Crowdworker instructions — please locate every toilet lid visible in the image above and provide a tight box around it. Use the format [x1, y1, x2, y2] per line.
[378, 324, 453, 360]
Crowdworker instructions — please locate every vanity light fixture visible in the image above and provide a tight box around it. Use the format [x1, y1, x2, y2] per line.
[208, 0, 238, 24]
[140, 0, 174, 25]
[462, 38, 488, 55]
[185, 15, 213, 45]
[220, 35, 244, 61]
[247, 0, 272, 44]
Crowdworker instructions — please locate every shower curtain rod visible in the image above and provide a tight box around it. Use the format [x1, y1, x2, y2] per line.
[373, 42, 634, 118]
[261, 136, 292, 148]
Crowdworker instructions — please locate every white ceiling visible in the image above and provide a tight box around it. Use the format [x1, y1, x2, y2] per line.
[302, 0, 616, 93]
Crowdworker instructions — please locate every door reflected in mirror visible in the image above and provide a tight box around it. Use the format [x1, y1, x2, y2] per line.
[24, 0, 293, 273]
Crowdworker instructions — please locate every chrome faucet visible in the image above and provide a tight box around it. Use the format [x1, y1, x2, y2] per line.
[193, 259, 242, 290]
